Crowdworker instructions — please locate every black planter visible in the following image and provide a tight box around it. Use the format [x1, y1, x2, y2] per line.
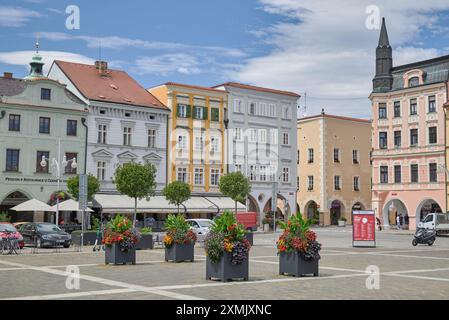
[244, 232, 254, 246]
[135, 234, 154, 250]
[105, 244, 136, 265]
[72, 232, 100, 246]
[206, 252, 249, 282]
[279, 251, 319, 277]
[165, 243, 194, 262]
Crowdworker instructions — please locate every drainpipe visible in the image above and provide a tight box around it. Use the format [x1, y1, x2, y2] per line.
[81, 117, 88, 175]
[166, 113, 170, 188]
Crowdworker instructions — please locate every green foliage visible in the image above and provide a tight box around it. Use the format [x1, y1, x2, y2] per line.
[66, 174, 100, 201]
[139, 227, 153, 234]
[212, 211, 245, 242]
[106, 215, 133, 233]
[219, 172, 251, 213]
[279, 211, 312, 238]
[114, 162, 157, 200]
[162, 181, 191, 213]
[164, 214, 190, 233]
[0, 212, 11, 222]
[90, 216, 101, 231]
[204, 231, 225, 263]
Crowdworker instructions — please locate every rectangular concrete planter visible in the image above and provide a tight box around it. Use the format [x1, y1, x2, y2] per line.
[244, 232, 254, 246]
[105, 244, 136, 265]
[165, 243, 194, 262]
[135, 234, 154, 250]
[279, 251, 318, 277]
[72, 232, 99, 246]
[206, 252, 249, 282]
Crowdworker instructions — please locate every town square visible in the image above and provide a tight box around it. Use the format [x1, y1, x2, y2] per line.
[1, 0, 449, 305]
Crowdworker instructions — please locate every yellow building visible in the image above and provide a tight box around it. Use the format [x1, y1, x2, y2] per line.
[149, 83, 228, 194]
[297, 112, 372, 225]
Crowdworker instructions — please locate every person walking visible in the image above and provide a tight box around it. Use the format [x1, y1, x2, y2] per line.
[396, 214, 401, 230]
[376, 217, 382, 231]
[399, 214, 404, 229]
[404, 214, 409, 230]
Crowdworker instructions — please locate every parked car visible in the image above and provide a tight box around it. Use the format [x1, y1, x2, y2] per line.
[186, 219, 214, 241]
[12, 222, 29, 231]
[0, 223, 24, 249]
[418, 213, 449, 236]
[18, 222, 72, 248]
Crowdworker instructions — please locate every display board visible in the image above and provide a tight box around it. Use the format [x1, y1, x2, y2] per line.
[352, 210, 376, 248]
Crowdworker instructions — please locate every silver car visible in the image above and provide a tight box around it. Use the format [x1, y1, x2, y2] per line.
[186, 219, 214, 242]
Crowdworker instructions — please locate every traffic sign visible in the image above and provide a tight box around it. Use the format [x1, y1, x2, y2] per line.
[79, 174, 88, 210]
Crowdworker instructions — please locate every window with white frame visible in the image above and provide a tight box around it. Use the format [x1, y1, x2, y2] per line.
[282, 167, 290, 183]
[123, 127, 132, 146]
[269, 104, 276, 117]
[282, 132, 290, 145]
[249, 165, 257, 181]
[334, 176, 341, 190]
[178, 104, 187, 117]
[148, 129, 156, 148]
[97, 161, 106, 181]
[259, 129, 267, 144]
[234, 128, 242, 141]
[269, 130, 277, 145]
[177, 135, 187, 150]
[283, 106, 292, 119]
[249, 128, 258, 142]
[308, 176, 314, 190]
[177, 167, 188, 183]
[194, 107, 204, 119]
[249, 102, 256, 115]
[428, 95, 436, 113]
[195, 135, 204, 151]
[259, 166, 267, 181]
[234, 99, 243, 113]
[97, 124, 107, 144]
[210, 168, 220, 186]
[308, 148, 314, 163]
[352, 150, 359, 164]
[210, 137, 219, 153]
[194, 168, 204, 185]
[235, 164, 242, 172]
[333, 148, 340, 163]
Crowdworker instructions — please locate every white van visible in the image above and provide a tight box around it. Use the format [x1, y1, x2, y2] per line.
[417, 213, 449, 235]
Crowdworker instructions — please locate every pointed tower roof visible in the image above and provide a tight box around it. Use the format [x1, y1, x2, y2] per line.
[378, 17, 390, 48]
[24, 39, 45, 80]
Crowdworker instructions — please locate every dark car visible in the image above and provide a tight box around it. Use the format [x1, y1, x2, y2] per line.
[19, 223, 72, 248]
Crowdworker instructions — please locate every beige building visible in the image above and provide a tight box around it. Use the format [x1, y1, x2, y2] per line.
[297, 112, 372, 225]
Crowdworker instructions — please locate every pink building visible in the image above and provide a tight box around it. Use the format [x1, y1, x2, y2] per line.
[370, 18, 447, 230]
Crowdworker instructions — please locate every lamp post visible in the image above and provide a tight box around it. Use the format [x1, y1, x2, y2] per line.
[40, 141, 77, 226]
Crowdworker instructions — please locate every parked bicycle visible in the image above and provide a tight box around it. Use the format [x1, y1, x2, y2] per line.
[0, 230, 21, 255]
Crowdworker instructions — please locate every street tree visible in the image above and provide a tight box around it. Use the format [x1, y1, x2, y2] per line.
[114, 162, 157, 227]
[162, 181, 191, 214]
[219, 171, 251, 214]
[67, 174, 100, 201]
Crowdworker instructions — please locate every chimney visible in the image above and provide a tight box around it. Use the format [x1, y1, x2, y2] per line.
[3, 72, 13, 79]
[95, 61, 108, 75]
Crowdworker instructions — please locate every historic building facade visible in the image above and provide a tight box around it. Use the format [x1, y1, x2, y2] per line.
[370, 18, 447, 230]
[297, 113, 372, 226]
[0, 51, 87, 221]
[149, 83, 228, 195]
[213, 82, 299, 225]
[48, 60, 170, 193]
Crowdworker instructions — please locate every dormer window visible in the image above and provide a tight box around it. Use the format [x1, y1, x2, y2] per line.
[41, 88, 51, 100]
[409, 77, 419, 87]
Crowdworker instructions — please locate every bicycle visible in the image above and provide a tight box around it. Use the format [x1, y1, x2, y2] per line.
[0, 231, 20, 255]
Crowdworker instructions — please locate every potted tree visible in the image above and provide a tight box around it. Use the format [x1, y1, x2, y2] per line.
[162, 181, 191, 214]
[338, 217, 347, 227]
[164, 214, 197, 262]
[103, 215, 139, 265]
[204, 211, 251, 282]
[135, 227, 154, 250]
[277, 212, 321, 277]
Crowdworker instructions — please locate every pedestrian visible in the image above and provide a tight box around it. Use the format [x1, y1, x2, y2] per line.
[396, 214, 401, 230]
[376, 217, 382, 231]
[404, 214, 409, 230]
[399, 214, 404, 229]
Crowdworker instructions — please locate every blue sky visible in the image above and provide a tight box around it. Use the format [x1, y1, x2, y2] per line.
[2, 0, 449, 118]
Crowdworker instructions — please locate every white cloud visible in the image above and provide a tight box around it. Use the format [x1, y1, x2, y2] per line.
[0, 51, 94, 74]
[233, 0, 449, 119]
[0, 6, 41, 27]
[134, 54, 201, 76]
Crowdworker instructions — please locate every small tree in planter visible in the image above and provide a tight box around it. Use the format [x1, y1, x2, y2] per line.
[204, 211, 251, 282]
[102, 215, 140, 265]
[67, 174, 100, 202]
[163, 181, 191, 214]
[136, 227, 154, 250]
[164, 214, 197, 262]
[277, 212, 322, 277]
[219, 172, 251, 215]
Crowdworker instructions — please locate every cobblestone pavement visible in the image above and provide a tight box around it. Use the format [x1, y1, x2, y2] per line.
[1, 228, 448, 300]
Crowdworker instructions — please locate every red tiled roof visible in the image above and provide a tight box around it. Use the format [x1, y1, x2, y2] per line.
[213, 82, 300, 98]
[298, 113, 371, 124]
[162, 82, 228, 94]
[53, 60, 167, 110]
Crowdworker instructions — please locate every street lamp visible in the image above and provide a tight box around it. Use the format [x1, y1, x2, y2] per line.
[40, 154, 77, 226]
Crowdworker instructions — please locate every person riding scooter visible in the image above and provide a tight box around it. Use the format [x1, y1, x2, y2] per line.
[412, 227, 436, 246]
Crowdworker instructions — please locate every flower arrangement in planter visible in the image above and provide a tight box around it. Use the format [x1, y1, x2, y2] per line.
[204, 211, 251, 282]
[164, 214, 197, 262]
[48, 191, 70, 206]
[277, 212, 321, 277]
[338, 217, 347, 227]
[135, 227, 154, 250]
[103, 215, 139, 265]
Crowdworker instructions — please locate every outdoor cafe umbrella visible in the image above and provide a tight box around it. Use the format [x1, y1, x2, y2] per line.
[50, 199, 93, 212]
[10, 199, 55, 212]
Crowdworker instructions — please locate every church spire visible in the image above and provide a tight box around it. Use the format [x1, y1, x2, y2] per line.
[25, 37, 45, 80]
[373, 17, 393, 93]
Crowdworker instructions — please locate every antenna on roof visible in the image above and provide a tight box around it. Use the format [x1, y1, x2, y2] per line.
[35, 34, 40, 54]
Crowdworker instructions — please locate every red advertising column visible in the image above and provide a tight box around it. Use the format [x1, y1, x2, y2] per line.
[352, 210, 376, 247]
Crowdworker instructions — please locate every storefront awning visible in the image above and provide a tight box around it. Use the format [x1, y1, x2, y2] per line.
[92, 194, 245, 214]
